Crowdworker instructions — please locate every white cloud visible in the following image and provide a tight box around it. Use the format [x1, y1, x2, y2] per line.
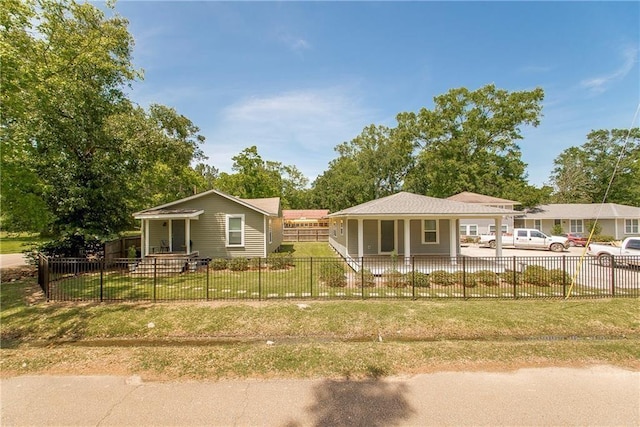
[201, 88, 375, 181]
[581, 46, 638, 94]
[277, 31, 311, 53]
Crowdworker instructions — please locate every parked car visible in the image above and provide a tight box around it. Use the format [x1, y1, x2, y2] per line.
[587, 237, 640, 267]
[560, 233, 588, 247]
[479, 228, 569, 252]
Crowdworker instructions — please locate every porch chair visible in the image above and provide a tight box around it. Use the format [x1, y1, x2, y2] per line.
[160, 240, 170, 253]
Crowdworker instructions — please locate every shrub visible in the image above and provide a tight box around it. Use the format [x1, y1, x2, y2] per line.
[500, 270, 523, 285]
[228, 257, 249, 272]
[211, 258, 228, 270]
[382, 269, 407, 288]
[548, 269, 569, 286]
[523, 265, 550, 286]
[356, 269, 376, 288]
[591, 235, 615, 243]
[550, 224, 564, 236]
[319, 261, 346, 287]
[411, 271, 430, 288]
[248, 258, 262, 270]
[473, 270, 500, 287]
[267, 252, 293, 270]
[429, 270, 455, 286]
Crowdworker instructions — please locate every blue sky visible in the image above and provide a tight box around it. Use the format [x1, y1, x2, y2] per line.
[113, 1, 639, 187]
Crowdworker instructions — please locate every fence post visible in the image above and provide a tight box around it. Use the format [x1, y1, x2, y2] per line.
[513, 256, 517, 300]
[412, 256, 416, 300]
[562, 256, 567, 298]
[310, 258, 313, 297]
[361, 257, 365, 300]
[153, 257, 157, 302]
[206, 259, 210, 301]
[462, 256, 467, 299]
[610, 257, 616, 297]
[100, 259, 104, 302]
[258, 257, 262, 301]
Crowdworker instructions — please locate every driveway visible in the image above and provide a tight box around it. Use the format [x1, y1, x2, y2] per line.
[0, 253, 28, 268]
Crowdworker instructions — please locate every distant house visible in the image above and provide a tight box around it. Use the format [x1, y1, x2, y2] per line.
[133, 190, 283, 258]
[282, 209, 330, 242]
[516, 203, 640, 240]
[447, 192, 520, 236]
[328, 191, 516, 259]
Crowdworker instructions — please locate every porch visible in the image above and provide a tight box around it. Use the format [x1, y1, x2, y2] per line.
[134, 208, 204, 257]
[343, 254, 508, 275]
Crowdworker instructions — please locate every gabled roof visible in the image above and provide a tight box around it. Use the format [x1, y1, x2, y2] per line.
[282, 209, 330, 220]
[447, 191, 520, 205]
[133, 189, 281, 218]
[329, 192, 517, 217]
[524, 203, 640, 219]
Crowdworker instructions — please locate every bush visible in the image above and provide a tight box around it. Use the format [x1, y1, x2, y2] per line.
[591, 235, 615, 243]
[472, 270, 500, 287]
[211, 258, 228, 270]
[429, 270, 455, 286]
[356, 269, 376, 288]
[36, 232, 105, 258]
[523, 265, 550, 286]
[319, 261, 346, 287]
[228, 257, 249, 271]
[248, 258, 262, 270]
[500, 271, 523, 285]
[550, 224, 564, 236]
[548, 269, 569, 286]
[382, 269, 407, 288]
[267, 252, 293, 270]
[411, 271, 430, 288]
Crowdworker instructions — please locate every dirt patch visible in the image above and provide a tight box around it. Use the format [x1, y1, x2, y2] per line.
[1, 266, 37, 282]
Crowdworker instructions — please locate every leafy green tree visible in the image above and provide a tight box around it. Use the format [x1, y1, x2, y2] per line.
[400, 84, 544, 200]
[1, 0, 206, 241]
[549, 129, 640, 205]
[310, 124, 414, 211]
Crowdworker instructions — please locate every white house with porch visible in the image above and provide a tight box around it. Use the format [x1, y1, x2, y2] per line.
[328, 192, 516, 266]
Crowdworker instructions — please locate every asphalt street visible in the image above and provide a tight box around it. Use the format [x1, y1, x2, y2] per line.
[2, 366, 638, 426]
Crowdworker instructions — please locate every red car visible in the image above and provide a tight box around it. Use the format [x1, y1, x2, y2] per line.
[561, 233, 588, 247]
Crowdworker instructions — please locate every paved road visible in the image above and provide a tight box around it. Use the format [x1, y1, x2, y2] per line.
[2, 366, 638, 426]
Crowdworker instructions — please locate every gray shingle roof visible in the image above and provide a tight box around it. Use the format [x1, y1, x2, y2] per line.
[240, 197, 281, 216]
[329, 192, 517, 217]
[447, 191, 520, 205]
[524, 203, 640, 219]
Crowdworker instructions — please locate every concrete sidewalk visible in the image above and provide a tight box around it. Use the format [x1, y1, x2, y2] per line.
[2, 366, 638, 426]
[0, 253, 28, 268]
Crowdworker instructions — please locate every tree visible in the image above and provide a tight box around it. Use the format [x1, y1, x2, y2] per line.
[0, 0, 205, 242]
[310, 124, 414, 211]
[549, 128, 640, 205]
[399, 84, 545, 200]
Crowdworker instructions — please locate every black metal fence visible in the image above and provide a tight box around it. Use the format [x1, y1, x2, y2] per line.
[36, 253, 640, 302]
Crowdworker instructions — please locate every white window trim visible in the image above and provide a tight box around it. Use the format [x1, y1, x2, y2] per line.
[340, 220, 344, 236]
[625, 218, 639, 234]
[268, 219, 273, 244]
[570, 219, 584, 233]
[422, 219, 439, 244]
[226, 214, 245, 247]
[534, 219, 542, 231]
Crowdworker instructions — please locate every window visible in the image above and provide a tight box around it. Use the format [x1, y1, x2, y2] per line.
[554, 219, 561, 226]
[625, 219, 639, 234]
[570, 219, 583, 233]
[268, 219, 273, 244]
[422, 219, 439, 244]
[332, 220, 337, 237]
[460, 225, 478, 236]
[226, 214, 244, 247]
[534, 220, 542, 231]
[340, 220, 344, 236]
[489, 225, 508, 234]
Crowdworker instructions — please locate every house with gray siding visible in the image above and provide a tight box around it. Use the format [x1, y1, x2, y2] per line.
[515, 203, 640, 240]
[328, 192, 517, 260]
[446, 192, 520, 236]
[133, 190, 283, 259]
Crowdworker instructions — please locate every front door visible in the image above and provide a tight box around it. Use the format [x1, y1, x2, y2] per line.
[172, 220, 185, 252]
[380, 220, 395, 253]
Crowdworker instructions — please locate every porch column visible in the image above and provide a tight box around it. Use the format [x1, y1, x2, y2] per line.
[404, 218, 411, 259]
[357, 219, 364, 259]
[494, 217, 503, 257]
[144, 219, 150, 257]
[449, 219, 457, 263]
[185, 219, 191, 253]
[168, 220, 173, 252]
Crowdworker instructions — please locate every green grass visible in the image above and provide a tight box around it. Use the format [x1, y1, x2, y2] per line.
[0, 232, 50, 254]
[2, 276, 639, 379]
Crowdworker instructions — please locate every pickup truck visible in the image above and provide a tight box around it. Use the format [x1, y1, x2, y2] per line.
[480, 228, 569, 252]
[587, 237, 640, 267]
